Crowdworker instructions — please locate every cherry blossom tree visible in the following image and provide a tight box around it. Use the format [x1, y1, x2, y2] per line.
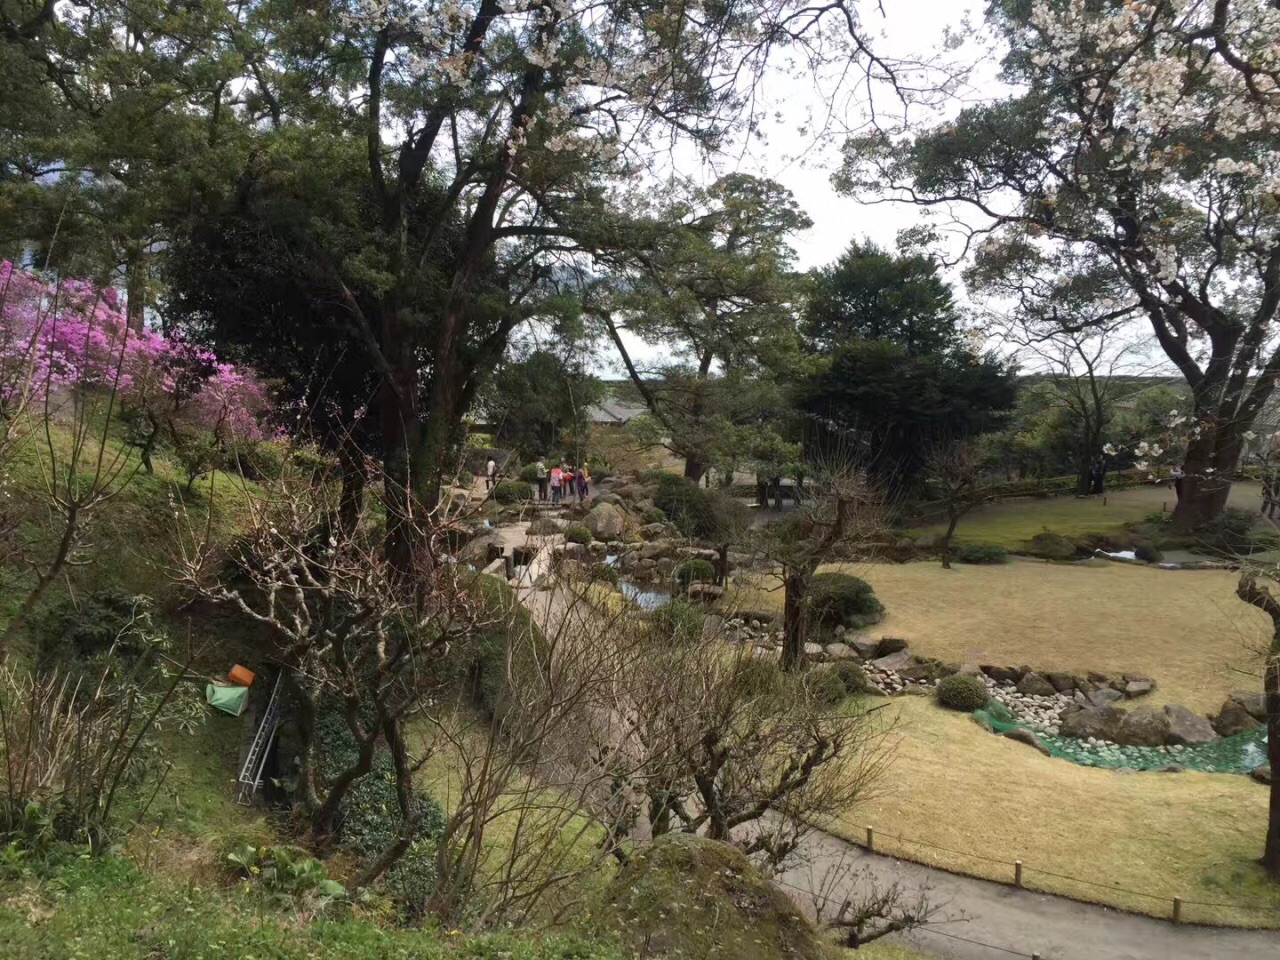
[838, 0, 1280, 529]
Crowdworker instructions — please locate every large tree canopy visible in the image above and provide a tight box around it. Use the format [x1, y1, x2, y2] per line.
[837, 0, 1280, 527]
[802, 239, 960, 356]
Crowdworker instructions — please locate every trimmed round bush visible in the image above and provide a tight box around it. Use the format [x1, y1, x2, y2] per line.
[936, 673, 990, 712]
[806, 572, 885, 631]
[651, 474, 721, 539]
[1133, 539, 1163, 563]
[828, 660, 870, 696]
[953, 542, 1008, 565]
[675, 558, 716, 590]
[565, 523, 593, 545]
[518, 462, 540, 482]
[493, 479, 532, 504]
[1026, 530, 1078, 560]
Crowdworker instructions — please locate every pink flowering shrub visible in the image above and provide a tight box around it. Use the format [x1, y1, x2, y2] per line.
[0, 261, 272, 477]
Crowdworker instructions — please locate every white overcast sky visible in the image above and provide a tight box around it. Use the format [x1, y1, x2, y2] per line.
[594, 0, 1003, 377]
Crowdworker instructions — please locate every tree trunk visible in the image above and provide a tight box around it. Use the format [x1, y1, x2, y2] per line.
[1171, 431, 1233, 531]
[380, 299, 424, 573]
[781, 571, 808, 672]
[337, 443, 366, 537]
[125, 246, 148, 332]
[940, 513, 960, 570]
[684, 455, 707, 484]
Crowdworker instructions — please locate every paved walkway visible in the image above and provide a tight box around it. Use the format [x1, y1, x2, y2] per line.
[780, 827, 1279, 959]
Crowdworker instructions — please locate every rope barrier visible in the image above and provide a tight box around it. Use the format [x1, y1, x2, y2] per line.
[844, 825, 1280, 916]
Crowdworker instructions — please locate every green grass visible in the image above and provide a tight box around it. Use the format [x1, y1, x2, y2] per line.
[919, 481, 1262, 549]
[0, 851, 625, 959]
[828, 696, 1280, 929]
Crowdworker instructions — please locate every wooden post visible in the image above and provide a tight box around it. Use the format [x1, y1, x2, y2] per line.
[1173, 897, 1182, 924]
[866, 826, 874, 853]
[1014, 860, 1023, 888]
[1103, 495, 1108, 506]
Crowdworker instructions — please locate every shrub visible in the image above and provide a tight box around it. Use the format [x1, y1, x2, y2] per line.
[640, 506, 668, 526]
[519, 462, 540, 482]
[936, 674, 990, 712]
[314, 704, 446, 918]
[806, 572, 885, 631]
[493, 479, 532, 504]
[31, 588, 147, 667]
[1025, 529, 1078, 560]
[675, 558, 716, 590]
[586, 455, 613, 481]
[953, 542, 1008, 565]
[565, 523, 593, 545]
[1133, 539, 1163, 563]
[1189, 507, 1279, 556]
[828, 659, 870, 696]
[592, 564, 620, 587]
[804, 667, 850, 707]
[730, 655, 784, 699]
[651, 474, 721, 539]
[648, 598, 705, 646]
[464, 574, 552, 729]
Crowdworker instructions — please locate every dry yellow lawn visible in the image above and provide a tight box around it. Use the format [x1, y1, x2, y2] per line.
[731, 558, 1273, 712]
[830, 697, 1280, 928]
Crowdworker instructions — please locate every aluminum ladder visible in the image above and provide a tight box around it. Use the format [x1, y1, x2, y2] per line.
[235, 671, 284, 805]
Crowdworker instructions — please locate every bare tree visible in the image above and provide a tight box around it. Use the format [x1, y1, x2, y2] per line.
[751, 464, 887, 670]
[924, 439, 987, 569]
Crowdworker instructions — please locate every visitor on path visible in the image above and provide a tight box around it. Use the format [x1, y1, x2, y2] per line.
[550, 464, 563, 504]
[562, 464, 575, 504]
[535, 459, 548, 501]
[577, 464, 590, 502]
[1170, 464, 1184, 501]
[1088, 455, 1106, 495]
[486, 457, 497, 491]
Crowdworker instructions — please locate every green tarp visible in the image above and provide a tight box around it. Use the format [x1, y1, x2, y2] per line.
[206, 683, 249, 717]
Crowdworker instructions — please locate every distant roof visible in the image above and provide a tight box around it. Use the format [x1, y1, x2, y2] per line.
[587, 401, 648, 425]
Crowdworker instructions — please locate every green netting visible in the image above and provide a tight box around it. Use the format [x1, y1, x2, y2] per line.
[206, 683, 249, 717]
[972, 703, 1268, 774]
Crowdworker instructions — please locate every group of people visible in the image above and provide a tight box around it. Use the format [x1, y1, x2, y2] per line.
[535, 459, 590, 504]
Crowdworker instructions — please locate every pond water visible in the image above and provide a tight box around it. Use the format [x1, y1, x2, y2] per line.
[979, 707, 1270, 774]
[618, 580, 672, 611]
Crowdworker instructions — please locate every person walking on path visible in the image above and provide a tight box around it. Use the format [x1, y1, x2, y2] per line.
[550, 464, 563, 504]
[1088, 455, 1106, 495]
[486, 457, 497, 491]
[577, 464, 590, 502]
[535, 459, 548, 501]
[562, 464, 575, 505]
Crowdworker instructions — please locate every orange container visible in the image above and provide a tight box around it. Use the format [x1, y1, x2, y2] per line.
[228, 664, 255, 687]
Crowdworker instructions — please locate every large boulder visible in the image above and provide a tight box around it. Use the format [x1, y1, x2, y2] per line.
[600, 834, 834, 960]
[1213, 699, 1263, 737]
[1229, 690, 1269, 722]
[1088, 687, 1124, 707]
[1002, 727, 1051, 756]
[1045, 671, 1077, 694]
[875, 636, 908, 658]
[639, 541, 674, 561]
[981, 664, 1022, 685]
[1116, 706, 1171, 747]
[1060, 704, 1126, 742]
[1026, 531, 1078, 560]
[871, 649, 914, 673]
[1017, 672, 1058, 698]
[585, 503, 627, 541]
[824, 643, 858, 661]
[1123, 675, 1155, 698]
[459, 533, 501, 564]
[1163, 705, 1219, 745]
[849, 636, 881, 660]
[1252, 766, 1274, 785]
